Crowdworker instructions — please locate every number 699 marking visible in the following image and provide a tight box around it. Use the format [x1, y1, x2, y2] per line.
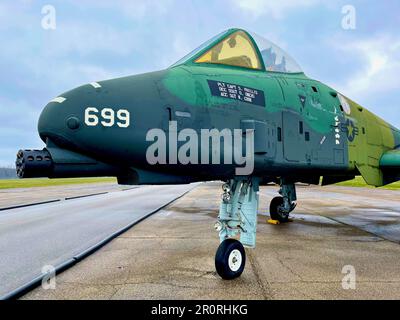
[84, 107, 130, 128]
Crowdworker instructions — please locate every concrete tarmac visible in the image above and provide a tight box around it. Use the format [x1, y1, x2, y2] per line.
[0, 182, 127, 210]
[0, 184, 194, 297]
[22, 183, 400, 300]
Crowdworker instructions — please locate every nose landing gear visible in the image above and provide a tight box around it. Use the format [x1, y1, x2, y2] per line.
[213, 177, 297, 279]
[214, 177, 259, 280]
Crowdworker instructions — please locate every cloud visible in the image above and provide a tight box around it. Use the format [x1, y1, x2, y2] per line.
[73, 0, 175, 20]
[117, 0, 175, 20]
[0, 1, 181, 167]
[331, 35, 400, 99]
[232, 0, 320, 19]
[44, 22, 137, 58]
[1, 0, 400, 166]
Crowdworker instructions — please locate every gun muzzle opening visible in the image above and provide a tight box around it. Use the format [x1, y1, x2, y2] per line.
[15, 147, 126, 180]
[16, 149, 53, 178]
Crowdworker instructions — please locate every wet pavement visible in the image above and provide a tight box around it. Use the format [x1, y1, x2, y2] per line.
[0, 182, 127, 210]
[20, 183, 400, 299]
[0, 184, 194, 298]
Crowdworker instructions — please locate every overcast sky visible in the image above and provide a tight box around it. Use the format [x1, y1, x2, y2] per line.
[1, 0, 399, 166]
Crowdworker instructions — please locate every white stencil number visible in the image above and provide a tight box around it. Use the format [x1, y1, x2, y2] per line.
[85, 107, 130, 128]
[101, 108, 115, 127]
[85, 107, 99, 126]
[117, 109, 130, 128]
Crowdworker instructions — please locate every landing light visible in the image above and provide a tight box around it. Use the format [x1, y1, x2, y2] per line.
[222, 183, 231, 193]
[214, 221, 223, 232]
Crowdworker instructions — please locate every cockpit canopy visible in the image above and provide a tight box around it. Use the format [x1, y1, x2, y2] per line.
[172, 29, 303, 74]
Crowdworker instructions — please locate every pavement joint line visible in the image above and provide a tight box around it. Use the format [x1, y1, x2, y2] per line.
[272, 249, 304, 281]
[0, 258, 75, 300]
[0, 184, 198, 300]
[247, 250, 272, 300]
[107, 280, 216, 292]
[64, 192, 109, 201]
[121, 187, 139, 191]
[0, 199, 61, 211]
[64, 278, 400, 287]
[262, 280, 400, 284]
[0, 187, 141, 212]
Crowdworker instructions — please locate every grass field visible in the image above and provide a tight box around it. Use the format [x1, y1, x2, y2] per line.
[335, 176, 400, 190]
[0, 177, 116, 189]
[0, 176, 399, 190]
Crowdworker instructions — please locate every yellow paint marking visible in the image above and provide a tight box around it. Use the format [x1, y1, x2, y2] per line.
[267, 218, 294, 225]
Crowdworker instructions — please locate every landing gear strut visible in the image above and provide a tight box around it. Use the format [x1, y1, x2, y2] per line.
[270, 180, 297, 223]
[214, 177, 259, 280]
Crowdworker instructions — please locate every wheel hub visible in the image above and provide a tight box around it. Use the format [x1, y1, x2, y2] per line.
[277, 205, 289, 218]
[228, 249, 242, 272]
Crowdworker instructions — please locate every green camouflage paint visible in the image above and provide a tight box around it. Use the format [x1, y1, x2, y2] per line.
[18, 28, 400, 187]
[161, 29, 400, 186]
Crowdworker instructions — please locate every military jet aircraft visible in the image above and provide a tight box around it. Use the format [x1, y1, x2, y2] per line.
[16, 28, 400, 280]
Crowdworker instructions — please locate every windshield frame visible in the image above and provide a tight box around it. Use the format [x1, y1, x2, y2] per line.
[193, 29, 266, 72]
[170, 30, 231, 68]
[170, 28, 304, 75]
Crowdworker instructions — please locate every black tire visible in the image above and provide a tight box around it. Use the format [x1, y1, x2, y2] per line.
[270, 196, 289, 223]
[215, 239, 246, 280]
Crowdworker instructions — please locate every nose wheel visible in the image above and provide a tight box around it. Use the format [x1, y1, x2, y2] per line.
[214, 178, 259, 280]
[215, 239, 246, 280]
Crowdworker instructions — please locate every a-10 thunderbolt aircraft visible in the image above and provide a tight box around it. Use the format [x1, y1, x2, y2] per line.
[16, 28, 400, 280]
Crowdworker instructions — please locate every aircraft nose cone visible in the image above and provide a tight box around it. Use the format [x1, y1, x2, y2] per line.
[38, 85, 88, 146]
